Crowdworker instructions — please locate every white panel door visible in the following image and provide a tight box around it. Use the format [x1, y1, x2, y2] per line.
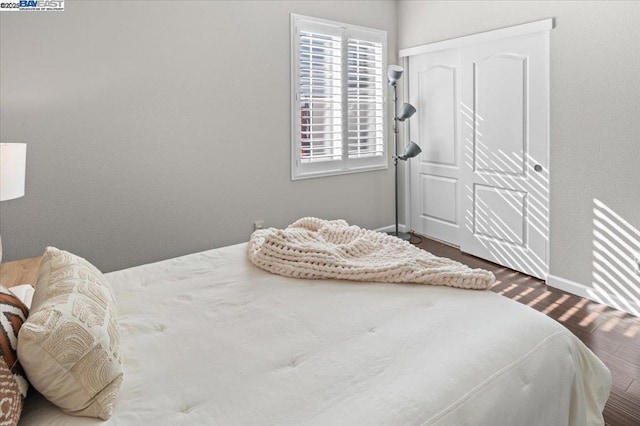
[459, 32, 548, 279]
[409, 48, 462, 245]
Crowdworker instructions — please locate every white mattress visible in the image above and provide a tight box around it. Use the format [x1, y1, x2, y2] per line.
[20, 243, 611, 425]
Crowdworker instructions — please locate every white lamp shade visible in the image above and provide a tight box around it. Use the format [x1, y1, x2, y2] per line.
[0, 143, 27, 201]
[388, 65, 404, 85]
[397, 103, 417, 121]
[398, 141, 422, 161]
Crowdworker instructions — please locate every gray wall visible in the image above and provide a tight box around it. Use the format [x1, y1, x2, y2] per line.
[399, 1, 640, 289]
[0, 0, 398, 272]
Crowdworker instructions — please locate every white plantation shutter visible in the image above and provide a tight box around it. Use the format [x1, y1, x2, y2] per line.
[347, 37, 384, 162]
[299, 29, 343, 164]
[291, 15, 387, 180]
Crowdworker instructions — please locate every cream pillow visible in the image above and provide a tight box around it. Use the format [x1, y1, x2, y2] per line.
[18, 247, 123, 420]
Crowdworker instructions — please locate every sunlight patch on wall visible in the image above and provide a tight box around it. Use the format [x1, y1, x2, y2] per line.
[590, 199, 640, 316]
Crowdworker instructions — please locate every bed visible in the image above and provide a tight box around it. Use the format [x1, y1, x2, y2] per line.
[16, 242, 610, 425]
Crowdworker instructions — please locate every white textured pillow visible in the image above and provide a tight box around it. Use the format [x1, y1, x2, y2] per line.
[18, 247, 123, 420]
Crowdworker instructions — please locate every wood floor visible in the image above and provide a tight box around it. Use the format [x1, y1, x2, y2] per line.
[411, 235, 640, 426]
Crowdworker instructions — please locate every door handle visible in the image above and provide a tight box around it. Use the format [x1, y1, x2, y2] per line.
[534, 164, 543, 172]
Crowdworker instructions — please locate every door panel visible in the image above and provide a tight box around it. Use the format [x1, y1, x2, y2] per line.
[473, 185, 526, 246]
[409, 48, 461, 246]
[421, 66, 457, 166]
[475, 55, 526, 175]
[460, 32, 548, 279]
[422, 175, 457, 224]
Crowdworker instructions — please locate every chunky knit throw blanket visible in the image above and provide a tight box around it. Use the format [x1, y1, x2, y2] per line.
[248, 217, 495, 290]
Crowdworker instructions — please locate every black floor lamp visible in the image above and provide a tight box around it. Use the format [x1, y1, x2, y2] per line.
[387, 65, 421, 241]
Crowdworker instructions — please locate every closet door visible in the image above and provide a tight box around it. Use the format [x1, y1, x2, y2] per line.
[459, 32, 549, 279]
[409, 48, 462, 245]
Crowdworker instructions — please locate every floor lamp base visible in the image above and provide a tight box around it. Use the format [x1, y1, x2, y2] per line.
[387, 231, 412, 241]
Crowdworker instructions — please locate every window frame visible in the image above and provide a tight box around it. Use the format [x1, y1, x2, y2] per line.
[290, 14, 388, 180]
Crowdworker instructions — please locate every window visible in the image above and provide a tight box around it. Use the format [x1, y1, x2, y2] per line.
[291, 14, 387, 180]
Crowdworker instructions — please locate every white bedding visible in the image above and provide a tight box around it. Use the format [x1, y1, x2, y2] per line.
[20, 243, 611, 425]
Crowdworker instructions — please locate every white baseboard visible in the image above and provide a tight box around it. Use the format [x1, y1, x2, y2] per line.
[374, 224, 409, 233]
[547, 274, 640, 317]
[546, 275, 589, 298]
